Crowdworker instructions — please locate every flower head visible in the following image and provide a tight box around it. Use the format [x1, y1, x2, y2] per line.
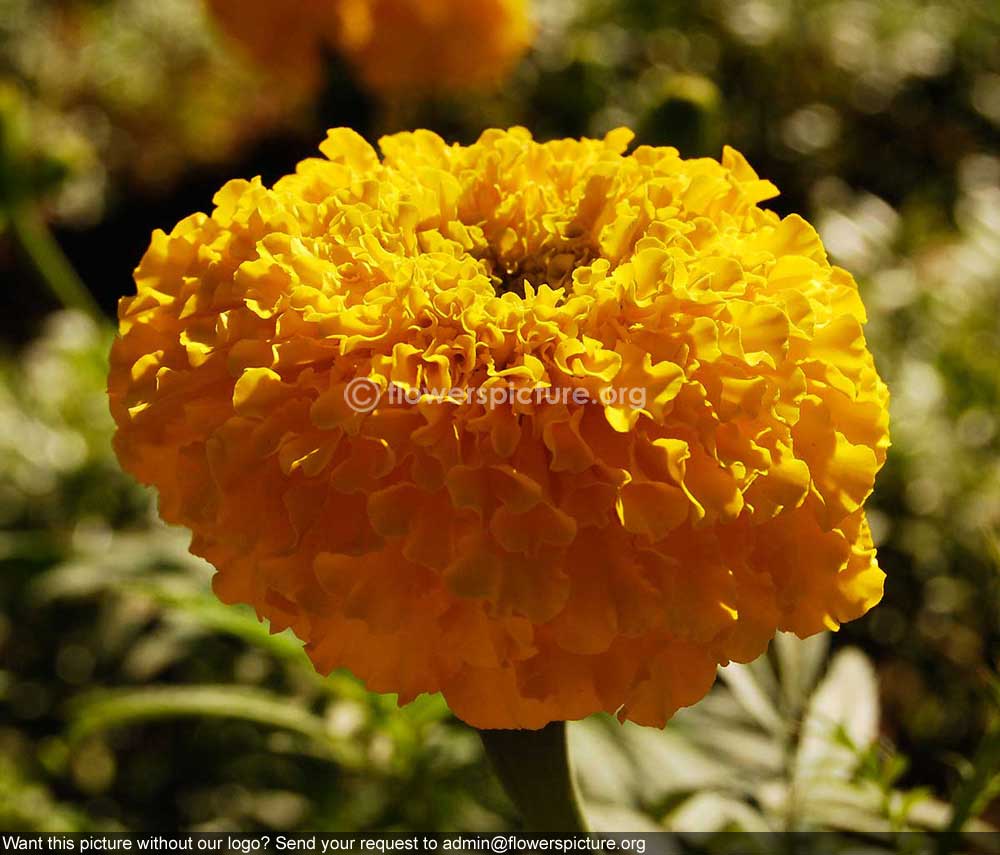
[206, 0, 533, 95]
[109, 127, 889, 729]
[206, 0, 339, 92]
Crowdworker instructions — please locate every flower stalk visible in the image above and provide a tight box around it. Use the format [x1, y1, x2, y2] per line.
[10, 205, 103, 324]
[479, 721, 589, 833]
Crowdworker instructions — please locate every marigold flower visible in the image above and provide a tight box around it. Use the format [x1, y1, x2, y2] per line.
[206, 0, 533, 95]
[109, 127, 890, 729]
[206, 0, 339, 91]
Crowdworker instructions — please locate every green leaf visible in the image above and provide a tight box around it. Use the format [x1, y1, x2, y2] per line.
[942, 722, 1000, 839]
[773, 630, 830, 715]
[717, 660, 784, 736]
[569, 716, 644, 808]
[66, 685, 365, 769]
[795, 648, 879, 787]
[664, 791, 771, 833]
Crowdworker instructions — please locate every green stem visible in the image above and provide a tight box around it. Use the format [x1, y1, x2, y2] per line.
[479, 721, 590, 833]
[9, 206, 104, 323]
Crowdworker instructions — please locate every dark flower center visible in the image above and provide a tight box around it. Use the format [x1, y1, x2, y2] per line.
[479, 240, 597, 298]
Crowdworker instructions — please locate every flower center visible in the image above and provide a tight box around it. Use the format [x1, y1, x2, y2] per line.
[479, 241, 597, 298]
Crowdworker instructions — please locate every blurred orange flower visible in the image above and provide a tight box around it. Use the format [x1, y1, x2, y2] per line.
[109, 127, 889, 729]
[205, 0, 338, 92]
[206, 0, 533, 94]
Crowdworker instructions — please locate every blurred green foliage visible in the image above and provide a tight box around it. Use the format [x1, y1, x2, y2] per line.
[0, 0, 314, 224]
[0, 0, 999, 838]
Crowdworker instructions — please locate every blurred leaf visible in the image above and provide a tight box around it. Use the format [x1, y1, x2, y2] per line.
[795, 649, 880, 787]
[67, 684, 365, 768]
[717, 660, 784, 736]
[773, 630, 830, 715]
[665, 792, 772, 833]
[941, 722, 1000, 840]
[574, 636, 961, 840]
[584, 803, 666, 834]
[0, 754, 97, 832]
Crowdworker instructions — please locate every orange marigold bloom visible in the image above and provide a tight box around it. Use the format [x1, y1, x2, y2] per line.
[108, 127, 890, 729]
[206, 0, 533, 94]
[205, 0, 338, 91]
